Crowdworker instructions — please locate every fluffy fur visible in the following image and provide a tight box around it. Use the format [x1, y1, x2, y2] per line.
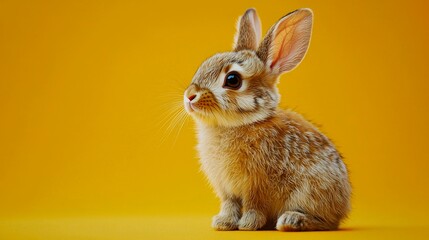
[183, 8, 351, 231]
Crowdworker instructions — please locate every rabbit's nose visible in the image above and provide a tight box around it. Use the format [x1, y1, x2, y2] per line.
[188, 94, 197, 102]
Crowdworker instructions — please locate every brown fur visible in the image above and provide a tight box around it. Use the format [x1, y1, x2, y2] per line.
[183, 8, 351, 231]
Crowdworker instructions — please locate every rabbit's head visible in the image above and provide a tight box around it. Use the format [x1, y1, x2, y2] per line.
[184, 9, 313, 127]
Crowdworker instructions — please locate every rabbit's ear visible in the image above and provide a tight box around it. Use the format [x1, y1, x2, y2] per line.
[233, 8, 262, 51]
[257, 9, 313, 75]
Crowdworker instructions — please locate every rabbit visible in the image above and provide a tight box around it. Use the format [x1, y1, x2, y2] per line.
[183, 8, 351, 231]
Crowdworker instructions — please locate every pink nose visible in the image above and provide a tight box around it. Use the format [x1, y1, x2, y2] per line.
[188, 94, 197, 101]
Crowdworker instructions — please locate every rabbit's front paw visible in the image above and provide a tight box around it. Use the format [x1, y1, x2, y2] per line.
[238, 210, 266, 230]
[212, 214, 239, 231]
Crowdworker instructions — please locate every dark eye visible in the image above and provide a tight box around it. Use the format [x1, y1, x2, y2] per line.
[223, 71, 242, 90]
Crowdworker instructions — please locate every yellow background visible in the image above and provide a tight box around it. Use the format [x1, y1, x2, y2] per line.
[1, 0, 429, 239]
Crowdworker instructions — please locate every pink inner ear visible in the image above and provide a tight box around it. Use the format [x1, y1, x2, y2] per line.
[270, 25, 295, 70]
[268, 10, 312, 73]
[269, 35, 287, 69]
[249, 10, 262, 45]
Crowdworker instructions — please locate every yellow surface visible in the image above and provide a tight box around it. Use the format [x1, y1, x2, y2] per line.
[1, 216, 429, 240]
[1, 0, 429, 239]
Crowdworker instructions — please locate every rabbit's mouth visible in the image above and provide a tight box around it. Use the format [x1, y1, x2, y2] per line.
[184, 101, 207, 116]
[185, 102, 211, 116]
[186, 102, 195, 113]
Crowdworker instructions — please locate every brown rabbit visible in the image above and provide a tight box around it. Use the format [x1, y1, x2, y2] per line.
[183, 8, 351, 231]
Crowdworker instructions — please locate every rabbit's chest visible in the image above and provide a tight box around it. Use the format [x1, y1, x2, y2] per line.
[198, 142, 258, 195]
[197, 126, 286, 195]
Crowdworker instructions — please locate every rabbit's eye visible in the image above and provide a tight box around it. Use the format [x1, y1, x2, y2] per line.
[223, 71, 242, 90]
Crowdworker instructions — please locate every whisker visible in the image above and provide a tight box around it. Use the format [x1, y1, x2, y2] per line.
[152, 73, 194, 148]
[172, 109, 189, 146]
[155, 99, 185, 143]
[158, 106, 185, 144]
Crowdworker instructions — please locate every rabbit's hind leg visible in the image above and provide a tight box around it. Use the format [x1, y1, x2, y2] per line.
[276, 211, 338, 231]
